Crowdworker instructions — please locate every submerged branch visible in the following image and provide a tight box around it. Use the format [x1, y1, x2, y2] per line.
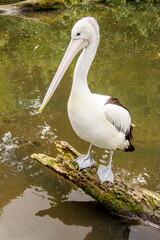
[31, 140, 160, 227]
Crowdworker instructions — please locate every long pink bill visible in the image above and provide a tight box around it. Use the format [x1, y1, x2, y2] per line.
[39, 38, 88, 113]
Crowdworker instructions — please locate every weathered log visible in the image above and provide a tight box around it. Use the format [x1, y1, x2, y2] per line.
[31, 140, 160, 227]
[0, 0, 102, 14]
[0, 0, 67, 14]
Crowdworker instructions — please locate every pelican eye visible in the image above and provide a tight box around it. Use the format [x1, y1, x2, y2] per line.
[77, 32, 80, 36]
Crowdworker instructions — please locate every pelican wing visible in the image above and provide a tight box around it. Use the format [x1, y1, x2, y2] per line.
[103, 97, 132, 136]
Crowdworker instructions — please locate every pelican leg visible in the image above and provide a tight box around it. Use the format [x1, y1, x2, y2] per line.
[75, 144, 96, 169]
[97, 150, 114, 183]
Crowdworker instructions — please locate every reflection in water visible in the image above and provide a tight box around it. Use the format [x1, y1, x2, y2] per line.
[37, 201, 130, 240]
[0, 5, 160, 240]
[0, 184, 159, 240]
[0, 187, 95, 240]
[129, 226, 160, 240]
[36, 200, 160, 240]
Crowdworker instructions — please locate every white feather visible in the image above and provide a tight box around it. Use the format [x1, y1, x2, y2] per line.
[68, 91, 130, 150]
[103, 103, 131, 134]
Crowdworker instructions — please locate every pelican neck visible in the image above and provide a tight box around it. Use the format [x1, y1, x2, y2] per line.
[71, 38, 99, 94]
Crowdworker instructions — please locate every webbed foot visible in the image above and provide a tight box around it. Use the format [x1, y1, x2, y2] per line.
[75, 155, 96, 170]
[97, 164, 114, 183]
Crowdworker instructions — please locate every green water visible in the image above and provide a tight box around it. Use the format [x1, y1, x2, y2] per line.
[0, 5, 160, 239]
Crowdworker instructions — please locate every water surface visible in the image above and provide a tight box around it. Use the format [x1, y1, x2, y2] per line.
[0, 5, 160, 240]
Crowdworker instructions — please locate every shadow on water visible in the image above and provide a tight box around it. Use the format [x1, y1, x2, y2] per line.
[0, 3, 160, 240]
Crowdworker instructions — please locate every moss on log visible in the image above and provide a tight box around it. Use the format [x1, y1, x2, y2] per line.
[31, 140, 160, 227]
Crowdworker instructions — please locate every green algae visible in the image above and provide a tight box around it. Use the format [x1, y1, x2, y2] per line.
[33, 0, 67, 10]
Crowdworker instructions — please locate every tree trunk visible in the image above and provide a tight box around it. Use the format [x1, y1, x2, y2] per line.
[31, 140, 160, 227]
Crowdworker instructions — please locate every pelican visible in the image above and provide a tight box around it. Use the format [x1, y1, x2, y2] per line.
[39, 17, 135, 183]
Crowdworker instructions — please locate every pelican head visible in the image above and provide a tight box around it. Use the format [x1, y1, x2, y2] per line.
[71, 16, 100, 45]
[39, 16, 99, 113]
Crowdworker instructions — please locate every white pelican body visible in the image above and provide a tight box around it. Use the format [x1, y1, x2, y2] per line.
[39, 17, 135, 183]
[68, 92, 130, 150]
